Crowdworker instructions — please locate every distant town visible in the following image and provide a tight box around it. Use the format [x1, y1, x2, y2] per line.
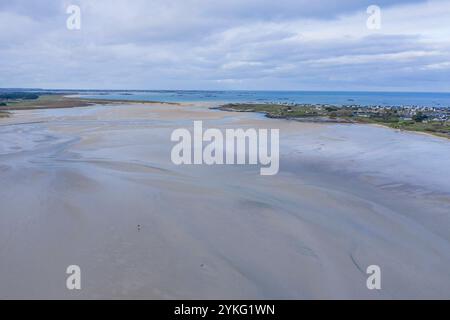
[217, 103, 450, 138]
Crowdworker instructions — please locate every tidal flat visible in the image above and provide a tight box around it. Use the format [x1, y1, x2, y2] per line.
[0, 102, 449, 299]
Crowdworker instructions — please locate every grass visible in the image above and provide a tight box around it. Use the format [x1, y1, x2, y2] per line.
[218, 103, 322, 118]
[0, 94, 94, 110]
[389, 121, 450, 137]
[0, 94, 179, 111]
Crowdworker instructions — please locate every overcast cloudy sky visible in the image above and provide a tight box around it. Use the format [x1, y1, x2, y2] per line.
[0, 0, 449, 91]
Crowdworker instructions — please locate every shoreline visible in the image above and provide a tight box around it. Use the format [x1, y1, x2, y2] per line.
[0, 94, 180, 112]
[2, 95, 450, 141]
[213, 104, 450, 140]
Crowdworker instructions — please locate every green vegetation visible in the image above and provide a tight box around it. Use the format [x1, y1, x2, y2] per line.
[0, 92, 42, 111]
[217, 103, 325, 118]
[217, 103, 450, 139]
[0, 94, 96, 111]
[0, 93, 180, 113]
[412, 111, 428, 122]
[0, 92, 39, 100]
[390, 121, 450, 138]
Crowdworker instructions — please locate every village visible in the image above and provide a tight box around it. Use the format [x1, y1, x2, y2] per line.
[263, 102, 450, 123]
[336, 104, 449, 123]
[217, 102, 450, 138]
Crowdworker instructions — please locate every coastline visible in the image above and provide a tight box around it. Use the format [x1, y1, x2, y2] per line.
[214, 103, 450, 140]
[0, 94, 180, 112]
[366, 122, 450, 141]
[2, 94, 449, 141]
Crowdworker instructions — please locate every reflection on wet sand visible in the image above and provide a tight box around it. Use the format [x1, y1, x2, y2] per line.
[1, 103, 449, 299]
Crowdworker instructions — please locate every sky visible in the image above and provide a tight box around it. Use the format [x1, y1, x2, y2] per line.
[0, 0, 449, 91]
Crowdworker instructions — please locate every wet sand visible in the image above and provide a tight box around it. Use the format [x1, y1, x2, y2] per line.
[0, 102, 449, 299]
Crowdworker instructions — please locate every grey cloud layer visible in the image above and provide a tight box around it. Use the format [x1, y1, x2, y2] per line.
[0, 0, 449, 91]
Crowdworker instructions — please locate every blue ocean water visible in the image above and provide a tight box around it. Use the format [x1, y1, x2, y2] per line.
[78, 90, 450, 108]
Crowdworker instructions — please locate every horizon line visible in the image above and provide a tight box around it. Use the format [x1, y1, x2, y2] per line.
[1, 87, 450, 95]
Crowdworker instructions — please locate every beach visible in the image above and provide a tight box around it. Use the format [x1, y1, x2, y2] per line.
[1, 102, 449, 299]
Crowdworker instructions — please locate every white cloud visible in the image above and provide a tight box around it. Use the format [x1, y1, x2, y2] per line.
[0, 0, 449, 91]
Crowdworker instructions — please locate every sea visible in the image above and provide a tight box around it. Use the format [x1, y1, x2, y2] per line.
[3, 88, 449, 108]
[74, 90, 450, 108]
